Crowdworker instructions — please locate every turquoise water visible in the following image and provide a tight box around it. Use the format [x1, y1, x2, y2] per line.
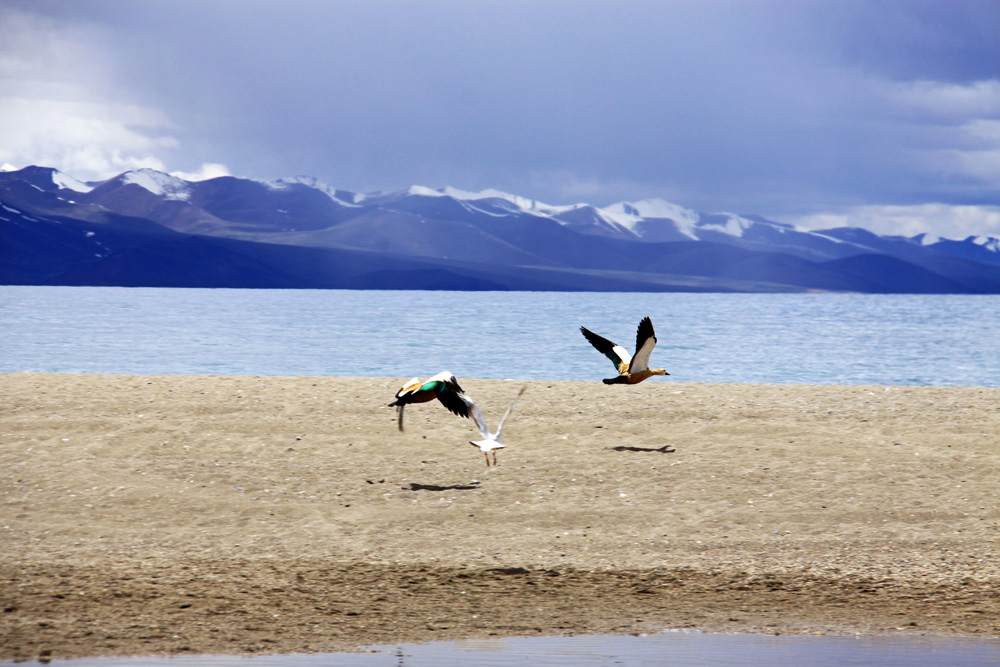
[1, 286, 998, 385]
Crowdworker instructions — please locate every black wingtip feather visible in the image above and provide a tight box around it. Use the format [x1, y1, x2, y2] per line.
[636, 316, 654, 337]
[580, 326, 615, 354]
[436, 389, 472, 419]
[635, 316, 655, 347]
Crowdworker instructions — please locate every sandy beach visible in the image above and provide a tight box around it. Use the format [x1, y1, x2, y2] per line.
[2, 372, 999, 660]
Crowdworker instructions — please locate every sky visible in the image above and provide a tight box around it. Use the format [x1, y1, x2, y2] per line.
[1, 0, 999, 239]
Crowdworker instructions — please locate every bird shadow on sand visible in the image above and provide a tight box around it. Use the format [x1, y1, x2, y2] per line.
[609, 444, 676, 453]
[407, 482, 482, 492]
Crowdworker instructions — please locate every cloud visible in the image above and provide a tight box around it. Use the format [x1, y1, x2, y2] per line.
[0, 8, 108, 85]
[941, 119, 1000, 186]
[0, 7, 182, 181]
[886, 79, 1000, 118]
[517, 170, 678, 207]
[790, 204, 1000, 240]
[170, 163, 231, 182]
[3, 1, 999, 239]
[0, 97, 177, 179]
[869, 77, 1000, 200]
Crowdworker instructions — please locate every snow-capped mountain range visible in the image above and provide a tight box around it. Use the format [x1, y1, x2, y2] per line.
[2, 165, 999, 293]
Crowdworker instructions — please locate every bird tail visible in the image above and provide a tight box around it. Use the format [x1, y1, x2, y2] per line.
[603, 376, 626, 385]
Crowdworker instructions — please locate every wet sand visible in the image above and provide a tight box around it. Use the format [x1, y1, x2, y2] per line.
[2, 373, 999, 660]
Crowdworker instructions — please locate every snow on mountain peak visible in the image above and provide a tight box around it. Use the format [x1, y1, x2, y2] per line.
[271, 176, 360, 206]
[587, 206, 641, 233]
[604, 199, 700, 238]
[407, 185, 444, 198]
[697, 213, 756, 238]
[406, 185, 577, 218]
[606, 198, 689, 219]
[972, 235, 1000, 252]
[122, 169, 190, 201]
[446, 186, 550, 210]
[405, 188, 715, 237]
[52, 170, 93, 193]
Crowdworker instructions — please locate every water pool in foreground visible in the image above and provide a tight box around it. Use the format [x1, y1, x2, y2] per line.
[7, 631, 1000, 666]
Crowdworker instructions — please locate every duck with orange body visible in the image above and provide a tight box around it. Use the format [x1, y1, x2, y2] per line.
[388, 370, 471, 431]
[580, 317, 669, 385]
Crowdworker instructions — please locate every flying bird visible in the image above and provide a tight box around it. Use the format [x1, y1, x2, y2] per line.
[388, 371, 471, 431]
[466, 386, 526, 467]
[580, 317, 669, 385]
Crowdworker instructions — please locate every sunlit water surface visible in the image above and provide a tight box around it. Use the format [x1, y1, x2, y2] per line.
[2, 287, 998, 385]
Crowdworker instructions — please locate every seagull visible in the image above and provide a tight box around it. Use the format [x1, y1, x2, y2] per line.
[388, 371, 471, 431]
[580, 316, 669, 385]
[466, 386, 526, 467]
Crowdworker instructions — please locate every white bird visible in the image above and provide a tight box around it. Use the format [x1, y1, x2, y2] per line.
[465, 386, 526, 467]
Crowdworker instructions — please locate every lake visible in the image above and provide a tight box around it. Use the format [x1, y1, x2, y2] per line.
[1, 286, 998, 386]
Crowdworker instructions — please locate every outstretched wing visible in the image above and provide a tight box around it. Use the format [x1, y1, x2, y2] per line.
[435, 385, 472, 419]
[580, 326, 631, 372]
[463, 394, 491, 439]
[494, 386, 526, 441]
[420, 371, 470, 419]
[425, 370, 464, 394]
[628, 317, 657, 373]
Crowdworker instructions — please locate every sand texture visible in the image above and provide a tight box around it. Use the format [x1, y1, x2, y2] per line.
[2, 372, 1000, 660]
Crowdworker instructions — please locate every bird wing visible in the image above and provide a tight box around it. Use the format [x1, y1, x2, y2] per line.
[415, 371, 470, 418]
[435, 385, 472, 419]
[494, 386, 526, 442]
[628, 317, 657, 373]
[424, 370, 464, 392]
[394, 377, 421, 400]
[580, 326, 631, 372]
[464, 395, 491, 439]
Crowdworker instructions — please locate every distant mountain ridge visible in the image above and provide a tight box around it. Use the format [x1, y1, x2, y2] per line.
[2, 164, 999, 293]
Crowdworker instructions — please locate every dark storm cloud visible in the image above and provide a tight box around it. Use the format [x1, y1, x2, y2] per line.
[3, 0, 998, 236]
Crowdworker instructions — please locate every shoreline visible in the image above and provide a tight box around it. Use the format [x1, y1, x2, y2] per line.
[2, 373, 999, 659]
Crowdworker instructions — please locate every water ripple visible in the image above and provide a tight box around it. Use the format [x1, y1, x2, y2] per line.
[1, 287, 998, 386]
